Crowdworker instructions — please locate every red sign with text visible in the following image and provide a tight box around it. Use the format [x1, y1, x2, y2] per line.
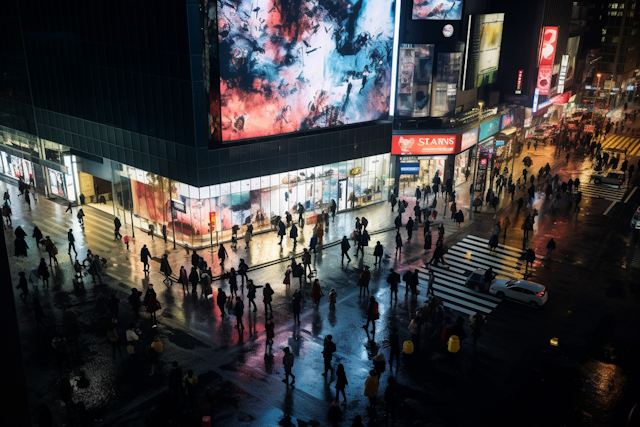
[392, 135, 459, 155]
[536, 27, 558, 95]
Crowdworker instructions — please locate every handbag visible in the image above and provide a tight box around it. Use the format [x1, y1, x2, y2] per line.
[127, 345, 135, 354]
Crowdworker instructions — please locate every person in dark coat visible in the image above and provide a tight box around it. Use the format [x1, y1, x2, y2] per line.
[16, 271, 29, 303]
[128, 288, 142, 319]
[234, 298, 245, 332]
[335, 363, 348, 403]
[218, 244, 228, 267]
[216, 288, 227, 319]
[168, 361, 183, 400]
[373, 241, 383, 265]
[277, 220, 286, 244]
[358, 266, 371, 296]
[394, 215, 401, 231]
[145, 285, 161, 324]
[189, 266, 200, 295]
[38, 258, 50, 288]
[340, 236, 351, 263]
[160, 254, 173, 284]
[14, 236, 28, 257]
[406, 217, 414, 242]
[292, 289, 302, 323]
[289, 224, 298, 246]
[140, 245, 152, 274]
[15, 225, 27, 240]
[32, 226, 44, 248]
[191, 250, 199, 269]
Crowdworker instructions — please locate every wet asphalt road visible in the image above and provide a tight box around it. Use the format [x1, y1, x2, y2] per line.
[6, 152, 640, 427]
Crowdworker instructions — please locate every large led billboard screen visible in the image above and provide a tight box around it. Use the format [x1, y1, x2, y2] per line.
[565, 36, 580, 87]
[433, 52, 462, 117]
[535, 27, 558, 95]
[462, 13, 505, 91]
[216, 0, 395, 141]
[412, 0, 463, 20]
[395, 44, 434, 118]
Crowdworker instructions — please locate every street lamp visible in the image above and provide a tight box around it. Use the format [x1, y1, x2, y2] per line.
[469, 100, 484, 220]
[596, 73, 602, 90]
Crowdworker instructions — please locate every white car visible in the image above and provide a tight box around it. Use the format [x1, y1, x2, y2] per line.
[489, 279, 548, 307]
[631, 206, 640, 229]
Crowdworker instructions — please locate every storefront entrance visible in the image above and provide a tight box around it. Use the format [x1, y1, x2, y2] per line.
[398, 156, 447, 198]
[78, 171, 114, 216]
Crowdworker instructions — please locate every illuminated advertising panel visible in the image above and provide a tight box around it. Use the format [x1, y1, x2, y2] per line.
[392, 135, 458, 155]
[536, 27, 558, 95]
[412, 0, 463, 20]
[479, 117, 500, 141]
[433, 52, 462, 117]
[500, 110, 515, 129]
[217, 0, 395, 141]
[515, 69, 523, 94]
[396, 44, 434, 118]
[557, 55, 569, 94]
[462, 14, 505, 90]
[565, 36, 580, 87]
[460, 128, 479, 152]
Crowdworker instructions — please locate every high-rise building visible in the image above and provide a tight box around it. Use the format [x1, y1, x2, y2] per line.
[0, 0, 394, 247]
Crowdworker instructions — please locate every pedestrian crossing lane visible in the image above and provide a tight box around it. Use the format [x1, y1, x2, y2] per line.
[416, 235, 530, 316]
[602, 135, 640, 155]
[579, 183, 628, 202]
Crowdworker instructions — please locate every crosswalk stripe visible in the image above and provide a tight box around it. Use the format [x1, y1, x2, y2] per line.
[460, 238, 523, 261]
[419, 273, 500, 307]
[464, 235, 526, 256]
[579, 183, 627, 202]
[448, 247, 527, 272]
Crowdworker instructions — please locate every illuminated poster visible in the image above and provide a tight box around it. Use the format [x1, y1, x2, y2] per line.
[536, 27, 558, 95]
[396, 44, 434, 118]
[217, 0, 395, 141]
[433, 52, 462, 117]
[565, 36, 580, 87]
[462, 14, 505, 90]
[392, 134, 458, 155]
[412, 0, 463, 20]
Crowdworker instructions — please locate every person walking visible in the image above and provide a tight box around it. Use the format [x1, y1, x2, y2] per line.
[149, 336, 163, 375]
[107, 293, 120, 324]
[302, 248, 313, 275]
[362, 296, 379, 336]
[160, 254, 173, 285]
[128, 288, 142, 319]
[546, 238, 556, 260]
[140, 245, 152, 274]
[373, 241, 383, 265]
[290, 223, 299, 247]
[522, 215, 532, 239]
[107, 325, 122, 359]
[340, 236, 351, 263]
[311, 279, 324, 306]
[394, 214, 401, 232]
[38, 258, 50, 288]
[388, 327, 400, 372]
[283, 347, 296, 386]
[44, 237, 59, 267]
[247, 280, 263, 312]
[183, 370, 199, 409]
[335, 364, 348, 404]
[77, 208, 85, 225]
[168, 361, 183, 401]
[179, 266, 189, 293]
[162, 224, 168, 243]
[387, 269, 400, 302]
[357, 230, 370, 257]
[406, 217, 414, 242]
[395, 231, 403, 257]
[32, 226, 43, 248]
[146, 285, 161, 325]
[189, 266, 199, 295]
[263, 283, 274, 315]
[363, 370, 379, 412]
[66, 229, 77, 256]
[126, 323, 140, 356]
[229, 267, 239, 298]
[470, 312, 485, 349]
[114, 217, 122, 240]
[277, 219, 286, 244]
[218, 243, 228, 267]
[16, 272, 29, 303]
[358, 265, 371, 296]
[322, 335, 336, 378]
[292, 289, 302, 324]
[502, 216, 511, 239]
[234, 297, 245, 332]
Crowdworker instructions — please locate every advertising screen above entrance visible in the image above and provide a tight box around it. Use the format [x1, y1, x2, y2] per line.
[391, 135, 458, 155]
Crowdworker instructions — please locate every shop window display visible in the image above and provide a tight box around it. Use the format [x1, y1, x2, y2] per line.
[48, 169, 67, 198]
[108, 154, 389, 248]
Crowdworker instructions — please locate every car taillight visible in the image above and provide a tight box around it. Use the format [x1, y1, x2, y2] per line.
[537, 291, 545, 297]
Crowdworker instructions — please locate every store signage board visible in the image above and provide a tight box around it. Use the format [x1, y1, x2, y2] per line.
[171, 199, 186, 213]
[515, 69, 523, 94]
[557, 55, 569, 94]
[479, 117, 501, 141]
[400, 163, 420, 174]
[460, 128, 479, 152]
[536, 27, 558, 95]
[392, 135, 458, 155]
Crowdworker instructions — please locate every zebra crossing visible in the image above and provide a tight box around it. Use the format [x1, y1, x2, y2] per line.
[579, 183, 628, 202]
[601, 135, 640, 156]
[417, 235, 531, 316]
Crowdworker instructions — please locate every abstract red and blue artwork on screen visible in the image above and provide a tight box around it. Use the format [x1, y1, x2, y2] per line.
[217, 0, 395, 141]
